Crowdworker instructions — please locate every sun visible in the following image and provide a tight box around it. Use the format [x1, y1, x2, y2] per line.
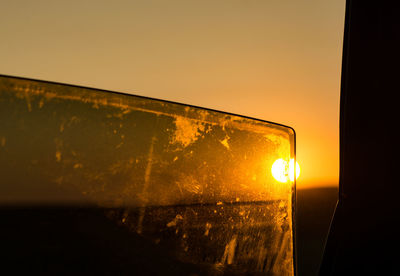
[271, 158, 300, 183]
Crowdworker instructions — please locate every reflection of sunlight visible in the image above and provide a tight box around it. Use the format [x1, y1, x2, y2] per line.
[272, 158, 300, 183]
[271, 159, 288, 183]
[289, 159, 300, 182]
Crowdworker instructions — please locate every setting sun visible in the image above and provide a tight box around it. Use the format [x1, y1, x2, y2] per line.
[272, 158, 300, 183]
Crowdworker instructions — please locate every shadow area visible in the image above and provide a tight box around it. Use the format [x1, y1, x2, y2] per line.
[0, 206, 210, 275]
[296, 187, 338, 276]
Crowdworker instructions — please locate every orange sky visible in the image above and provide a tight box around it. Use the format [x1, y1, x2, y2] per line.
[0, 0, 345, 189]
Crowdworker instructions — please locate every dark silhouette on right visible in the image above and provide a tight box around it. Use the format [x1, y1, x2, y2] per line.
[320, 1, 400, 275]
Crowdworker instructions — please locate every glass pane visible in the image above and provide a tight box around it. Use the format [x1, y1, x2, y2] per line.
[0, 75, 296, 275]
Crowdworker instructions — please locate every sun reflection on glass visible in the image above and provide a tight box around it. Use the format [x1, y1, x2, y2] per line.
[271, 158, 300, 183]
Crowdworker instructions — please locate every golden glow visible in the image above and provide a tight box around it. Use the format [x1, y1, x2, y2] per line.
[271, 159, 288, 183]
[272, 158, 300, 183]
[0, 0, 344, 189]
[289, 159, 300, 182]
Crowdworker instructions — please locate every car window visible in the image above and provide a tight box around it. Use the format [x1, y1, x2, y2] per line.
[1, 75, 296, 274]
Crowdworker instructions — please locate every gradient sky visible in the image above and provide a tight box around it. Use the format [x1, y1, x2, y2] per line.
[0, 0, 345, 189]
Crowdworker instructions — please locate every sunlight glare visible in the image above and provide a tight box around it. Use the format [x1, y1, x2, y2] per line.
[271, 158, 300, 183]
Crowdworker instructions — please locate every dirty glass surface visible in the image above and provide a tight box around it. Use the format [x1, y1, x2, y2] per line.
[0, 75, 296, 275]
